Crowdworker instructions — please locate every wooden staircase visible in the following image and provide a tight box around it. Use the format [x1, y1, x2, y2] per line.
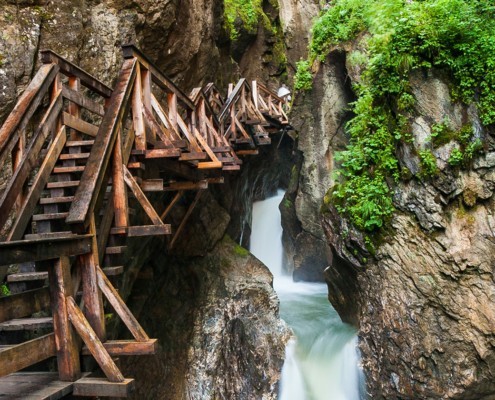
[0, 45, 291, 399]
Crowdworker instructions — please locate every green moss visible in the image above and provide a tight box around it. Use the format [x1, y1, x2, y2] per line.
[0, 283, 10, 297]
[234, 243, 249, 257]
[224, 0, 263, 40]
[301, 0, 494, 232]
[294, 60, 313, 91]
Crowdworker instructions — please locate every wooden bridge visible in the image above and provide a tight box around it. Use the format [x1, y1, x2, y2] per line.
[0, 45, 290, 399]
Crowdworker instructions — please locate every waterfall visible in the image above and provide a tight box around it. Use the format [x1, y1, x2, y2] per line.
[250, 191, 364, 400]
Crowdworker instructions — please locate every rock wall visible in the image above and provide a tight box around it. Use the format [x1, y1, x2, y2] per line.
[320, 64, 495, 397]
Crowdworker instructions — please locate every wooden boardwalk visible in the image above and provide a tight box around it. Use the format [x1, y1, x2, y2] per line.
[0, 45, 290, 398]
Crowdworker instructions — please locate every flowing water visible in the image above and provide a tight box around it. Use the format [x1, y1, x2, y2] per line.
[250, 191, 364, 400]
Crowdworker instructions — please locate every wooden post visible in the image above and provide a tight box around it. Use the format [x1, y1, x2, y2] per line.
[79, 215, 106, 340]
[168, 92, 178, 135]
[112, 126, 128, 228]
[132, 63, 146, 150]
[48, 256, 81, 381]
[11, 130, 25, 210]
[141, 67, 154, 141]
[68, 76, 82, 140]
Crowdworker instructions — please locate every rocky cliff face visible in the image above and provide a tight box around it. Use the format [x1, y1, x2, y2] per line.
[316, 60, 495, 398]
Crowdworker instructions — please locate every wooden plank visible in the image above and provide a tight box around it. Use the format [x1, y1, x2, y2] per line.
[79, 216, 106, 341]
[0, 64, 59, 169]
[0, 317, 53, 331]
[39, 196, 74, 205]
[73, 377, 134, 397]
[113, 128, 128, 228]
[151, 94, 181, 140]
[179, 152, 207, 161]
[144, 148, 181, 159]
[164, 180, 208, 191]
[140, 179, 163, 192]
[58, 152, 90, 160]
[52, 166, 85, 174]
[169, 190, 203, 249]
[49, 256, 81, 381]
[41, 50, 112, 98]
[65, 140, 94, 147]
[160, 190, 183, 220]
[96, 265, 149, 342]
[102, 266, 124, 276]
[0, 92, 63, 232]
[67, 297, 124, 383]
[32, 212, 69, 221]
[0, 235, 92, 264]
[81, 339, 157, 356]
[62, 112, 98, 137]
[23, 232, 74, 240]
[0, 287, 50, 323]
[132, 63, 146, 151]
[143, 106, 174, 147]
[0, 334, 56, 378]
[105, 246, 127, 255]
[197, 161, 223, 169]
[236, 149, 259, 155]
[7, 272, 48, 282]
[8, 125, 67, 241]
[123, 165, 164, 226]
[127, 225, 171, 237]
[66, 58, 137, 230]
[62, 86, 105, 116]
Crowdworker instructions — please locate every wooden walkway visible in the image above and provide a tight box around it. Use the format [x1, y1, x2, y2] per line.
[0, 45, 290, 398]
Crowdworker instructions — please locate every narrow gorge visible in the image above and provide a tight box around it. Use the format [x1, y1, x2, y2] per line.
[0, 1, 494, 399]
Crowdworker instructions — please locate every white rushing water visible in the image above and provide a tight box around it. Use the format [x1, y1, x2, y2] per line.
[250, 191, 364, 400]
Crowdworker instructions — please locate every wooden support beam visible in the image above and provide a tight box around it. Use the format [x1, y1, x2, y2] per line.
[49, 256, 81, 381]
[67, 296, 125, 383]
[143, 106, 174, 147]
[160, 190, 183, 220]
[144, 148, 181, 159]
[62, 86, 105, 116]
[8, 125, 67, 241]
[0, 91, 63, 231]
[73, 377, 135, 398]
[164, 180, 208, 191]
[113, 127, 128, 228]
[0, 235, 92, 264]
[169, 190, 203, 249]
[81, 339, 158, 356]
[0, 334, 56, 378]
[140, 179, 163, 192]
[123, 165, 163, 226]
[132, 63, 146, 151]
[96, 265, 149, 342]
[127, 225, 171, 236]
[0, 287, 50, 323]
[62, 112, 99, 137]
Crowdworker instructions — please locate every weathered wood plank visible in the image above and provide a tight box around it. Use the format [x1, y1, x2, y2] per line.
[113, 128, 128, 228]
[0, 91, 63, 232]
[140, 179, 163, 192]
[164, 180, 208, 191]
[66, 58, 137, 230]
[62, 112, 98, 137]
[0, 287, 50, 323]
[96, 266, 149, 342]
[73, 377, 134, 397]
[41, 50, 112, 99]
[127, 225, 171, 237]
[144, 148, 181, 159]
[67, 297, 124, 383]
[8, 125, 67, 241]
[0, 235, 92, 264]
[81, 339, 157, 356]
[132, 63, 146, 151]
[0, 317, 53, 331]
[7, 272, 48, 282]
[0, 63, 59, 169]
[160, 190, 183, 220]
[0, 334, 56, 378]
[49, 256, 81, 381]
[169, 190, 204, 249]
[123, 165, 163, 226]
[62, 86, 105, 116]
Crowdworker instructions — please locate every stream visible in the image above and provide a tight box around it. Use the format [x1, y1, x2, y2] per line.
[250, 191, 364, 400]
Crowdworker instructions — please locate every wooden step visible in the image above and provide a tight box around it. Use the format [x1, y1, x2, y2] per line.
[223, 165, 241, 171]
[211, 146, 232, 153]
[102, 266, 124, 276]
[24, 231, 74, 240]
[52, 166, 85, 174]
[0, 317, 53, 331]
[127, 161, 145, 171]
[7, 272, 48, 283]
[32, 212, 69, 221]
[127, 225, 171, 237]
[65, 140, 94, 147]
[105, 246, 127, 255]
[58, 152, 90, 160]
[218, 156, 235, 163]
[39, 196, 74, 205]
[73, 377, 135, 398]
[46, 180, 80, 189]
[81, 339, 157, 356]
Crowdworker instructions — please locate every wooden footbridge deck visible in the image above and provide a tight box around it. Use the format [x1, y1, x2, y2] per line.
[0, 45, 290, 398]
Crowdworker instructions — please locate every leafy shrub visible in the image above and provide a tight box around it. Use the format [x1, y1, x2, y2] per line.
[0, 284, 10, 297]
[294, 60, 313, 91]
[306, 0, 494, 231]
[418, 150, 439, 178]
[448, 148, 464, 166]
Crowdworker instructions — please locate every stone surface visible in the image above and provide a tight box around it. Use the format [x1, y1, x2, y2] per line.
[121, 236, 291, 400]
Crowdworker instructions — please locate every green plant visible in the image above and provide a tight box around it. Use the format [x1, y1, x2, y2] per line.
[0, 283, 10, 297]
[224, 0, 263, 40]
[306, 0, 494, 231]
[294, 60, 313, 91]
[448, 148, 464, 166]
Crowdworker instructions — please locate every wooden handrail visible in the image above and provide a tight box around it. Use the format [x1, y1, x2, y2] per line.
[256, 81, 286, 103]
[66, 58, 137, 230]
[0, 63, 59, 169]
[41, 50, 113, 99]
[122, 44, 195, 111]
[218, 78, 249, 122]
